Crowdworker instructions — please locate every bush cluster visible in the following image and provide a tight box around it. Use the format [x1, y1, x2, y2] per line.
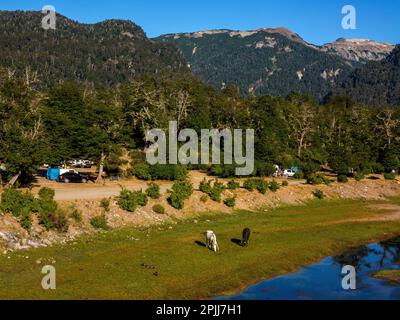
[100, 197, 111, 212]
[146, 183, 161, 199]
[224, 196, 236, 208]
[132, 162, 187, 181]
[0, 187, 69, 232]
[168, 180, 194, 209]
[269, 180, 280, 193]
[37, 188, 69, 232]
[226, 180, 240, 190]
[71, 209, 82, 223]
[313, 189, 325, 200]
[90, 215, 109, 230]
[200, 179, 225, 202]
[355, 173, 365, 181]
[384, 173, 397, 180]
[152, 204, 165, 214]
[307, 173, 331, 185]
[117, 189, 148, 212]
[243, 179, 275, 194]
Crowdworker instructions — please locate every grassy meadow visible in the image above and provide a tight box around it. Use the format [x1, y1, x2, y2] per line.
[1, 199, 400, 300]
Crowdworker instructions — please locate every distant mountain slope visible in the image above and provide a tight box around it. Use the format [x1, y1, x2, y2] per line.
[321, 38, 394, 63]
[156, 28, 394, 100]
[156, 28, 359, 100]
[0, 11, 188, 87]
[334, 45, 400, 106]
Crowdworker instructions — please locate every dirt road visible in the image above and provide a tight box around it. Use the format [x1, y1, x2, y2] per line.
[32, 172, 304, 201]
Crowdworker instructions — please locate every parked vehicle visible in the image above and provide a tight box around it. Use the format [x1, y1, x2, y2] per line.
[283, 169, 296, 178]
[71, 159, 93, 168]
[57, 172, 90, 183]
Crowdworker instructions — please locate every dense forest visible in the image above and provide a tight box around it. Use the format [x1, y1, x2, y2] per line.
[1, 64, 399, 187]
[334, 46, 400, 106]
[0, 11, 189, 88]
[157, 29, 355, 101]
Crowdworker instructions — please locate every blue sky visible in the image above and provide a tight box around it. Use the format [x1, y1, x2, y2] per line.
[1, 0, 399, 45]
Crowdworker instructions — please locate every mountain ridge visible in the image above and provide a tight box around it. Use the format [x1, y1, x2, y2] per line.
[0, 11, 189, 87]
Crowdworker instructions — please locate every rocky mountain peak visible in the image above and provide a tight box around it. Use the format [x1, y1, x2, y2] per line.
[322, 38, 395, 63]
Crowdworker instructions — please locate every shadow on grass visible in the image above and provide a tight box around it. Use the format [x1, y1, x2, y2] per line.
[195, 241, 206, 248]
[231, 239, 243, 247]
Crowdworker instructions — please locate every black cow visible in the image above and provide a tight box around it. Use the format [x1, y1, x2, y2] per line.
[242, 228, 251, 247]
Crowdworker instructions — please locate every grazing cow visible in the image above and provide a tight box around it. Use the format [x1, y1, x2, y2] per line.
[205, 230, 219, 252]
[242, 228, 251, 247]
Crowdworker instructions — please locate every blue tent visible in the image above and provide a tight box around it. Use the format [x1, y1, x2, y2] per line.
[46, 168, 61, 181]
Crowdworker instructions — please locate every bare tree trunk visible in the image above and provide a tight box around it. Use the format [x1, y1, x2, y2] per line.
[298, 132, 306, 158]
[5, 171, 21, 189]
[96, 153, 106, 184]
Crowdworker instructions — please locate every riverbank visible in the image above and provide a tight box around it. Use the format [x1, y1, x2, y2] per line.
[1, 198, 400, 299]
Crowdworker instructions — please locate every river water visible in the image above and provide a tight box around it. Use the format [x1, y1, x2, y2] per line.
[217, 237, 400, 300]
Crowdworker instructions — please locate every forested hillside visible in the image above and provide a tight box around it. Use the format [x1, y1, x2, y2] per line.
[0, 11, 188, 87]
[156, 28, 357, 101]
[335, 45, 400, 106]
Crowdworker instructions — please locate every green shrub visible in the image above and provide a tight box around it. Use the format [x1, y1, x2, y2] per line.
[100, 198, 111, 212]
[256, 179, 269, 194]
[224, 196, 236, 208]
[227, 180, 240, 190]
[170, 180, 193, 199]
[269, 180, 280, 193]
[199, 178, 213, 194]
[200, 195, 209, 203]
[117, 189, 148, 213]
[243, 179, 269, 194]
[71, 209, 82, 223]
[243, 179, 257, 192]
[146, 183, 161, 199]
[0, 188, 37, 218]
[209, 164, 237, 178]
[282, 181, 289, 187]
[0, 187, 68, 232]
[255, 161, 276, 177]
[168, 181, 194, 210]
[302, 162, 320, 178]
[19, 209, 32, 231]
[133, 190, 148, 206]
[132, 162, 152, 181]
[337, 175, 349, 183]
[39, 209, 69, 232]
[149, 164, 187, 181]
[307, 173, 331, 185]
[372, 163, 385, 174]
[313, 189, 325, 200]
[38, 187, 55, 201]
[294, 170, 304, 180]
[168, 193, 184, 209]
[355, 173, 365, 182]
[209, 180, 225, 202]
[384, 173, 397, 180]
[90, 215, 109, 230]
[152, 204, 165, 214]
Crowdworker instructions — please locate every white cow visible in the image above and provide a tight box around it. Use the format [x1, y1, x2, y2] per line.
[205, 230, 219, 252]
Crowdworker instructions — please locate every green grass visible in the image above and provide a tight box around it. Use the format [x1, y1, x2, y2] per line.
[1, 199, 400, 300]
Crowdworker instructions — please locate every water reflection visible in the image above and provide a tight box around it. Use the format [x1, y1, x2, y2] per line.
[217, 237, 400, 300]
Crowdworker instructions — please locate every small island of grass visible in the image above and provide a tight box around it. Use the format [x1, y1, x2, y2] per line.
[372, 270, 400, 286]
